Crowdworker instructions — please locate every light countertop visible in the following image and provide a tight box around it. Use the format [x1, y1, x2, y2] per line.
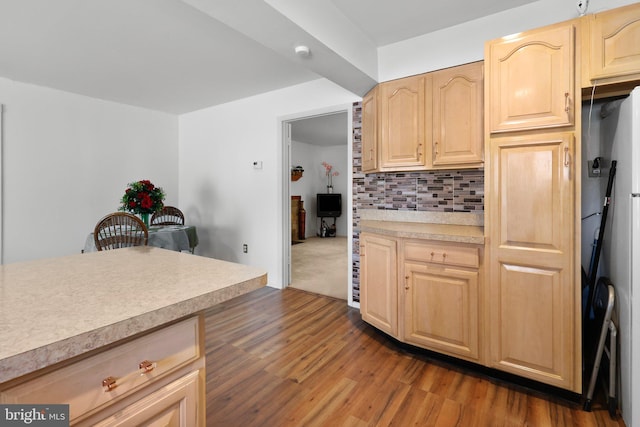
[0, 247, 267, 384]
[359, 210, 484, 244]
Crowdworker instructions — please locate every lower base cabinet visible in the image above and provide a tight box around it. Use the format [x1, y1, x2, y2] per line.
[403, 261, 480, 362]
[360, 230, 581, 391]
[359, 233, 398, 336]
[0, 316, 206, 426]
[90, 369, 202, 427]
[360, 234, 484, 364]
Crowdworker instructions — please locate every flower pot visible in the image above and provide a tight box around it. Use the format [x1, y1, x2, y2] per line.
[140, 213, 150, 228]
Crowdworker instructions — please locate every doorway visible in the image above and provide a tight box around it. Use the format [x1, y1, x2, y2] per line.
[281, 105, 353, 304]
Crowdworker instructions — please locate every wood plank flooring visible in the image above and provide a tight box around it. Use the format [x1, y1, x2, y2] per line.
[205, 287, 624, 427]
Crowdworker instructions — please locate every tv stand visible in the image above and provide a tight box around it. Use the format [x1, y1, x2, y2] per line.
[316, 193, 341, 238]
[318, 217, 337, 238]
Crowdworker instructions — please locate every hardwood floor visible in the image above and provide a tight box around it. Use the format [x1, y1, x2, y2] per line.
[205, 287, 623, 427]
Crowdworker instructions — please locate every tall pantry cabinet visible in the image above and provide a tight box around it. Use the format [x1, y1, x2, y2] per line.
[484, 20, 582, 392]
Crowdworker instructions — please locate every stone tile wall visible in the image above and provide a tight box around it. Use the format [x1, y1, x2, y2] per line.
[351, 101, 485, 302]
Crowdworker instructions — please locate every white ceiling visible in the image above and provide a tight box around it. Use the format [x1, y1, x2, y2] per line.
[0, 0, 537, 116]
[291, 112, 348, 147]
[331, 0, 535, 46]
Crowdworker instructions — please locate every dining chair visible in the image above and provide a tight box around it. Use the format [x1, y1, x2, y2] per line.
[150, 206, 185, 226]
[94, 212, 149, 251]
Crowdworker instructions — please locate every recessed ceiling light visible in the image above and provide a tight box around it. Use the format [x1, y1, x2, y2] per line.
[294, 45, 310, 58]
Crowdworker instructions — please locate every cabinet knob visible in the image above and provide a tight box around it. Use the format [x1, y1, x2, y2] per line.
[101, 360, 157, 392]
[102, 376, 117, 392]
[139, 360, 156, 373]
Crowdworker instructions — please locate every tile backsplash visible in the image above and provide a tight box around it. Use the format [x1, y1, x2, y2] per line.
[351, 101, 485, 302]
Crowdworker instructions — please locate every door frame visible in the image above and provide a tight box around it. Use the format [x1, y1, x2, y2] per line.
[279, 103, 355, 306]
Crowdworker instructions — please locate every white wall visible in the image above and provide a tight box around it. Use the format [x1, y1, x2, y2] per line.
[0, 77, 178, 264]
[378, 0, 639, 82]
[291, 141, 348, 238]
[178, 79, 359, 288]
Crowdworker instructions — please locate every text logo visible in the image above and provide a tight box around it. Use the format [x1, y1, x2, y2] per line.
[0, 405, 69, 426]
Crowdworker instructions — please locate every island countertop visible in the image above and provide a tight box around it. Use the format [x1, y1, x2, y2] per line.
[0, 247, 267, 384]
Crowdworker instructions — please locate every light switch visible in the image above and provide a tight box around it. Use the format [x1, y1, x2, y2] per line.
[253, 161, 263, 169]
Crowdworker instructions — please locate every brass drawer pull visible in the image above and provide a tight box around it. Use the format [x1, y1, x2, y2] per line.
[139, 360, 156, 373]
[102, 360, 157, 392]
[102, 376, 117, 392]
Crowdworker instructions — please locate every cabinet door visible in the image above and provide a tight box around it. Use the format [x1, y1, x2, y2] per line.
[92, 370, 202, 427]
[588, 3, 640, 81]
[404, 262, 479, 361]
[432, 62, 484, 168]
[486, 23, 575, 132]
[361, 87, 378, 172]
[487, 132, 577, 391]
[379, 74, 429, 169]
[360, 233, 398, 336]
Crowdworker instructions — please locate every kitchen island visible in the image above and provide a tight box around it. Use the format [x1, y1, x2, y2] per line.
[0, 247, 267, 425]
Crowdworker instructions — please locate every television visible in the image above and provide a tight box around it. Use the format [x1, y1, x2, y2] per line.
[317, 193, 342, 217]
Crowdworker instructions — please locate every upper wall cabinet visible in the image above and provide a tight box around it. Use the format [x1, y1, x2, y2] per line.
[486, 22, 575, 133]
[582, 2, 640, 89]
[361, 87, 378, 173]
[431, 62, 484, 168]
[379, 74, 429, 170]
[361, 61, 484, 173]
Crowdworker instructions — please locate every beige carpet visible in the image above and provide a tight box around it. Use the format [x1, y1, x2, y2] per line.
[290, 236, 348, 300]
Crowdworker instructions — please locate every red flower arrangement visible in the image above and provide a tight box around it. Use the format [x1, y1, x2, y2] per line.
[119, 180, 166, 215]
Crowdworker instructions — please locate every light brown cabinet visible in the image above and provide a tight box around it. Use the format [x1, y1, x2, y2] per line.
[379, 74, 429, 170]
[431, 62, 484, 168]
[361, 62, 484, 172]
[0, 316, 205, 426]
[486, 131, 577, 390]
[485, 19, 581, 392]
[91, 371, 201, 426]
[486, 22, 575, 133]
[581, 2, 640, 92]
[360, 233, 483, 364]
[361, 87, 378, 173]
[403, 241, 482, 362]
[359, 233, 398, 336]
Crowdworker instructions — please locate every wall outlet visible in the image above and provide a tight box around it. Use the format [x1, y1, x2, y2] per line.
[243, 244, 248, 253]
[588, 160, 603, 178]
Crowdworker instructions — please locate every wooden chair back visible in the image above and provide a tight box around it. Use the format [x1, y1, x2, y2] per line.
[94, 212, 149, 251]
[150, 206, 185, 226]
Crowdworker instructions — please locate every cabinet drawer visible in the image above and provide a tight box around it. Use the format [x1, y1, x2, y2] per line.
[0, 316, 201, 422]
[404, 241, 479, 268]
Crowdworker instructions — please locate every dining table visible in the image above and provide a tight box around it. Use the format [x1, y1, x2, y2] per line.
[84, 224, 199, 253]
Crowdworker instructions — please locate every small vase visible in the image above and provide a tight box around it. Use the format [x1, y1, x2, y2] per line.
[327, 186, 333, 193]
[140, 213, 150, 228]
